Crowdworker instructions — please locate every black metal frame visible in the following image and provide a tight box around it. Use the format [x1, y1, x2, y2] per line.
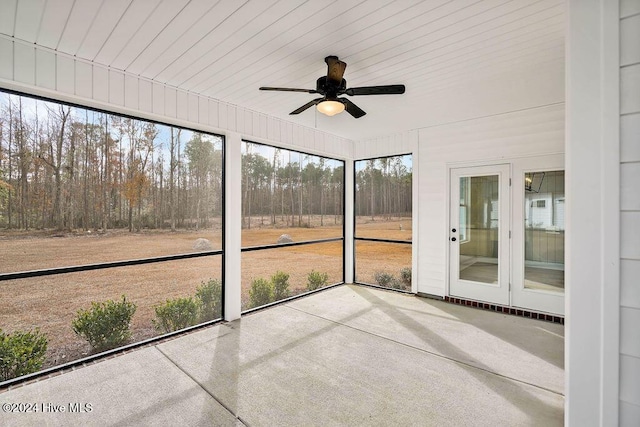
[240, 237, 343, 252]
[352, 153, 413, 288]
[354, 237, 412, 245]
[0, 251, 224, 282]
[0, 87, 227, 386]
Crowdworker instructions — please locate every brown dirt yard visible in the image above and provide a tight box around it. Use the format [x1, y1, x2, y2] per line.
[0, 216, 412, 372]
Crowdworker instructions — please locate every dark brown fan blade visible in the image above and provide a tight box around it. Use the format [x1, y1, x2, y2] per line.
[341, 98, 366, 118]
[290, 98, 324, 115]
[344, 85, 405, 96]
[260, 86, 318, 93]
[325, 56, 347, 85]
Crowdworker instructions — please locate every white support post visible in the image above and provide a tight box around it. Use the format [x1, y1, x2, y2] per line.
[566, 0, 620, 425]
[410, 137, 419, 294]
[224, 132, 242, 321]
[344, 159, 354, 283]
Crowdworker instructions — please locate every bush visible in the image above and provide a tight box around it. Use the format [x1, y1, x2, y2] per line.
[374, 271, 396, 288]
[196, 279, 222, 322]
[271, 271, 290, 301]
[249, 278, 274, 308]
[72, 296, 136, 352]
[400, 267, 412, 288]
[307, 270, 329, 291]
[0, 329, 48, 381]
[153, 297, 199, 333]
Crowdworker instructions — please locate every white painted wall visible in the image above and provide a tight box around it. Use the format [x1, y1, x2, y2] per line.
[619, 0, 640, 424]
[355, 104, 565, 297]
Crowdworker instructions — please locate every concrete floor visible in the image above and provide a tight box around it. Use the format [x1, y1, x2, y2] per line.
[0, 285, 564, 426]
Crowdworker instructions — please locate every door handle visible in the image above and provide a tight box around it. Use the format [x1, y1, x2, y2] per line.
[451, 228, 457, 233]
[451, 237, 457, 242]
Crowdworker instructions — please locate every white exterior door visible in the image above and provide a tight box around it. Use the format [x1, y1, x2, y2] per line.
[449, 165, 510, 306]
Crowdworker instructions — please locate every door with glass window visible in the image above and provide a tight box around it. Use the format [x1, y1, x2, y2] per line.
[449, 165, 510, 305]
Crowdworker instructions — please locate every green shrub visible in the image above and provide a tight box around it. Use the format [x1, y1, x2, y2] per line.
[400, 267, 412, 287]
[153, 297, 199, 333]
[271, 271, 290, 301]
[307, 270, 329, 291]
[374, 271, 396, 288]
[72, 296, 136, 352]
[249, 278, 274, 308]
[196, 279, 222, 322]
[0, 328, 48, 381]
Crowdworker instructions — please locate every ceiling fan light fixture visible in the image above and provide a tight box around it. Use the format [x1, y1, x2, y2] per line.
[316, 99, 344, 116]
[260, 55, 404, 118]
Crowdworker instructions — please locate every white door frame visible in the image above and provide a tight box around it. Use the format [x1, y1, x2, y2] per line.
[449, 164, 511, 306]
[447, 156, 565, 315]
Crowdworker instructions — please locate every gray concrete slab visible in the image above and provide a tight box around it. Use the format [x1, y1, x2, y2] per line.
[0, 347, 241, 427]
[0, 285, 564, 426]
[287, 284, 564, 394]
[159, 301, 564, 426]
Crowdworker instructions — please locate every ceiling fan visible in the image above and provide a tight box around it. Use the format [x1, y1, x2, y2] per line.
[259, 56, 405, 118]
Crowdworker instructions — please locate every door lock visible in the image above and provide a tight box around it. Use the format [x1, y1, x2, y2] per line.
[451, 237, 457, 242]
[451, 228, 457, 233]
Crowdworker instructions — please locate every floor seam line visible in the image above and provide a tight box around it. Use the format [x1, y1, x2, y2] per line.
[152, 346, 248, 426]
[284, 304, 564, 397]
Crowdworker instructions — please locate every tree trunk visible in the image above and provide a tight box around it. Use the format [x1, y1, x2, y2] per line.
[102, 117, 110, 231]
[54, 106, 69, 230]
[7, 98, 13, 228]
[83, 111, 90, 230]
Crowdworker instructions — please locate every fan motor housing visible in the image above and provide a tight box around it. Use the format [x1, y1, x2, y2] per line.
[316, 76, 346, 96]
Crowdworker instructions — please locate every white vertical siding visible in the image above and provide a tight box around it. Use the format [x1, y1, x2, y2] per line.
[108, 69, 124, 106]
[0, 38, 13, 80]
[124, 75, 138, 111]
[620, 1, 640, 421]
[35, 49, 55, 90]
[139, 80, 153, 114]
[56, 55, 75, 95]
[13, 43, 35, 85]
[176, 90, 188, 121]
[75, 61, 93, 100]
[0, 36, 352, 159]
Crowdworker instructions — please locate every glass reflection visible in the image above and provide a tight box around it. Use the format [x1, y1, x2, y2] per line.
[459, 175, 499, 284]
[524, 170, 565, 292]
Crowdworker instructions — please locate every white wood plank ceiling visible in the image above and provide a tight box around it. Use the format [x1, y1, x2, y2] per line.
[0, 0, 564, 140]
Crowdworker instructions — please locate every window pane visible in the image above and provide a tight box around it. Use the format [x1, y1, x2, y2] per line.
[524, 171, 565, 292]
[0, 92, 223, 273]
[241, 142, 344, 247]
[355, 155, 412, 240]
[241, 241, 343, 310]
[355, 241, 412, 290]
[0, 256, 222, 377]
[459, 175, 499, 284]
